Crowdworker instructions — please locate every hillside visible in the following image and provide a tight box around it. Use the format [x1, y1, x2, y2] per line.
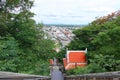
[57, 10, 120, 75]
[92, 10, 120, 24]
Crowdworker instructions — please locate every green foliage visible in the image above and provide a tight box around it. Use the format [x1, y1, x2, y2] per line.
[34, 60, 50, 75]
[0, 0, 34, 36]
[58, 15, 120, 75]
[33, 23, 56, 60]
[0, 36, 22, 72]
[92, 54, 120, 71]
[0, 1, 56, 76]
[66, 63, 106, 75]
[56, 48, 66, 62]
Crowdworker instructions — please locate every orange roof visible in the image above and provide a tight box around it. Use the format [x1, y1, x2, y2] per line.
[67, 51, 87, 63]
[63, 49, 87, 70]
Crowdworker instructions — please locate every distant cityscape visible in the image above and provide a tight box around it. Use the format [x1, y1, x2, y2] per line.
[43, 24, 84, 52]
[44, 24, 86, 28]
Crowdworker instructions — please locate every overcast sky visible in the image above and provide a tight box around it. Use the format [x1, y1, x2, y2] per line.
[31, 0, 120, 24]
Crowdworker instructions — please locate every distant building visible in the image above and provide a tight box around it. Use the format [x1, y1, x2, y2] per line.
[63, 48, 87, 70]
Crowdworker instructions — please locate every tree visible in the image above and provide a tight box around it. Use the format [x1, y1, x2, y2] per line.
[0, 36, 21, 72]
[33, 23, 56, 60]
[66, 63, 106, 75]
[0, 0, 56, 75]
[0, 0, 34, 36]
[59, 13, 120, 75]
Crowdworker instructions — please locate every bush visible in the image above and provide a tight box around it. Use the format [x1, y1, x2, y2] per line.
[66, 63, 106, 75]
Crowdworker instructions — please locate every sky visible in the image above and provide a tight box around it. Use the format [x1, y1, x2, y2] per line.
[31, 0, 120, 25]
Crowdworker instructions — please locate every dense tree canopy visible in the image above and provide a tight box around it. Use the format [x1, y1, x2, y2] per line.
[0, 0, 56, 75]
[58, 13, 120, 75]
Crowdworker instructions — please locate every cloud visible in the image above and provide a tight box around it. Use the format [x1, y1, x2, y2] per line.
[31, 0, 120, 24]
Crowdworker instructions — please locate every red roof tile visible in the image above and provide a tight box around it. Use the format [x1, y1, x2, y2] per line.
[68, 51, 86, 63]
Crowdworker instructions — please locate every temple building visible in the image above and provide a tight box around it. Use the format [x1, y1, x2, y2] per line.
[63, 48, 87, 70]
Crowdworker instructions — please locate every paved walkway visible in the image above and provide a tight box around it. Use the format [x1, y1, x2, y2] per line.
[51, 69, 64, 80]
